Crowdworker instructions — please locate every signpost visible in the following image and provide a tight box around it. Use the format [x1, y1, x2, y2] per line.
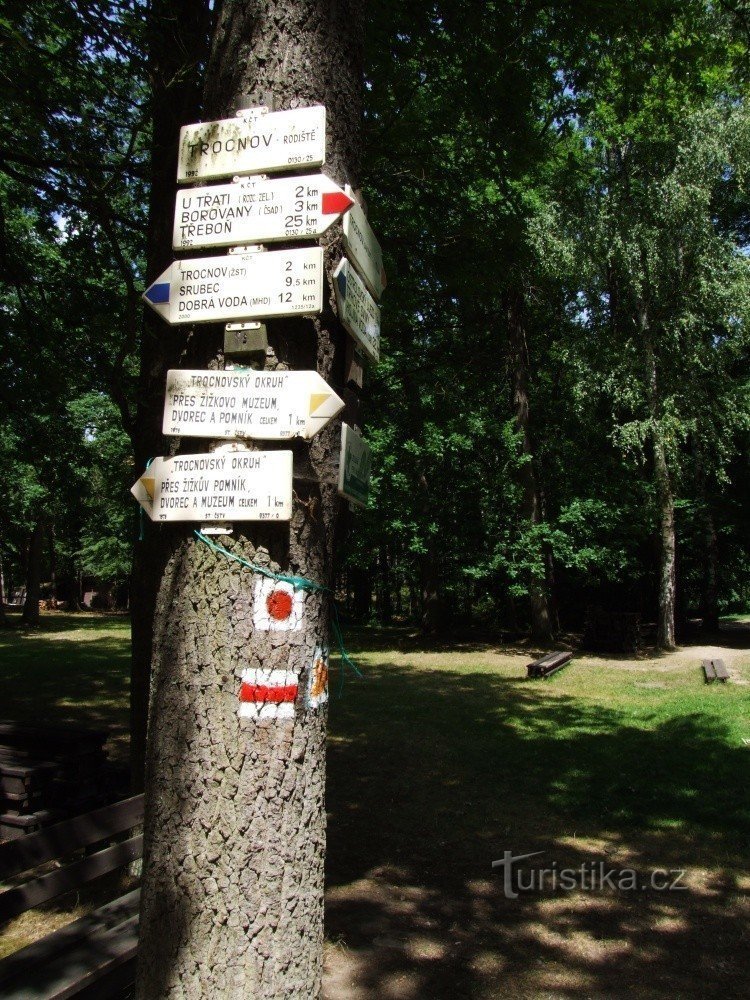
[342, 196, 386, 300]
[337, 423, 371, 507]
[177, 106, 326, 183]
[332, 258, 380, 363]
[173, 175, 354, 250]
[131, 450, 293, 522]
[143, 246, 324, 326]
[162, 369, 344, 440]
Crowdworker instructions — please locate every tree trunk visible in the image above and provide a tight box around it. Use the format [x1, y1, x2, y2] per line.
[539, 477, 561, 633]
[135, 3, 364, 998]
[0, 553, 7, 626]
[393, 548, 403, 618]
[415, 472, 441, 633]
[21, 520, 45, 626]
[653, 434, 676, 648]
[701, 505, 720, 632]
[507, 287, 553, 644]
[48, 523, 57, 607]
[409, 579, 419, 623]
[420, 540, 440, 633]
[694, 441, 720, 632]
[642, 317, 676, 650]
[349, 565, 371, 618]
[415, 470, 441, 634]
[378, 543, 392, 623]
[129, 0, 212, 793]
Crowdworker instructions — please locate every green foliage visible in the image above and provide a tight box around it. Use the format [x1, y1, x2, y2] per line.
[1, 0, 749, 630]
[349, 0, 750, 628]
[0, 2, 147, 598]
[68, 393, 134, 584]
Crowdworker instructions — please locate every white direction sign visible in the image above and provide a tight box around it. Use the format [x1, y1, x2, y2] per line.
[343, 196, 386, 300]
[131, 451, 293, 522]
[163, 369, 344, 441]
[338, 424, 371, 508]
[173, 175, 354, 251]
[177, 106, 326, 183]
[333, 257, 380, 363]
[143, 246, 324, 325]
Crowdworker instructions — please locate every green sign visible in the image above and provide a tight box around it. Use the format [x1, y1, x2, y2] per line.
[338, 423, 371, 508]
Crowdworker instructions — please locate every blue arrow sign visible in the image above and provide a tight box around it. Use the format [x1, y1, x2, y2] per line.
[145, 282, 170, 305]
[141, 247, 324, 326]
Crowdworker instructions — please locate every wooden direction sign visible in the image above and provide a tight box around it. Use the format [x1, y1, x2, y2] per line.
[131, 451, 293, 522]
[177, 106, 326, 183]
[343, 196, 386, 300]
[163, 369, 344, 441]
[338, 423, 371, 508]
[143, 247, 324, 325]
[333, 258, 380, 363]
[173, 175, 354, 250]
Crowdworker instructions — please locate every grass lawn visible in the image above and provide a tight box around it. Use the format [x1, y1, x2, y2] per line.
[1, 612, 749, 998]
[0, 612, 131, 763]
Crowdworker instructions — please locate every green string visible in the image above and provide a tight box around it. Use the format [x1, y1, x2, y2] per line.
[193, 529, 363, 690]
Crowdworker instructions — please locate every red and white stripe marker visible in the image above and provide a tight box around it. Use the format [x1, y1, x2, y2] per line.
[239, 668, 299, 720]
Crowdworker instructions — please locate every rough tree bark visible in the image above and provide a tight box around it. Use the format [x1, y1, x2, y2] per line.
[653, 434, 676, 649]
[642, 315, 676, 650]
[129, 0, 213, 792]
[135, 3, 364, 997]
[507, 287, 553, 644]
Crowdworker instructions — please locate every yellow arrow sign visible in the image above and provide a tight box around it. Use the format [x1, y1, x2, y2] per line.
[140, 477, 155, 500]
[309, 392, 331, 416]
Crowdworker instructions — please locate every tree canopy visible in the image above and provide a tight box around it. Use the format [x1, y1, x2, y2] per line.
[1, 0, 748, 644]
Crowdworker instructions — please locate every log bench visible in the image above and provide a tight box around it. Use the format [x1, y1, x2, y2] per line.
[527, 651, 573, 679]
[0, 794, 144, 999]
[703, 658, 730, 683]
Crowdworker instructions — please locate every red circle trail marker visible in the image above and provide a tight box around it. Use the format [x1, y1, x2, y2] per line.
[267, 588, 294, 621]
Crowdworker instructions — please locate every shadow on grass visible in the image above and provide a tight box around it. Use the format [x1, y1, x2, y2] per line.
[342, 620, 750, 664]
[687, 620, 750, 650]
[0, 634, 131, 757]
[325, 663, 750, 999]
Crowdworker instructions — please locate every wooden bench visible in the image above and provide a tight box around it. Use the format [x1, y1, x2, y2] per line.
[703, 659, 730, 683]
[527, 651, 573, 679]
[0, 722, 118, 841]
[0, 794, 143, 999]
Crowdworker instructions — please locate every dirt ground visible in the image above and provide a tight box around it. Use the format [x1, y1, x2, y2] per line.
[1, 615, 748, 998]
[321, 626, 750, 999]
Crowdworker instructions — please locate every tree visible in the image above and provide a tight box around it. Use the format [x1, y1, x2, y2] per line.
[128, 0, 212, 791]
[0, 2, 150, 620]
[545, 11, 750, 647]
[135, 2, 365, 996]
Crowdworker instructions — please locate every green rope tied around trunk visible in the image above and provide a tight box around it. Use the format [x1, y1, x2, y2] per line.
[193, 529, 362, 689]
